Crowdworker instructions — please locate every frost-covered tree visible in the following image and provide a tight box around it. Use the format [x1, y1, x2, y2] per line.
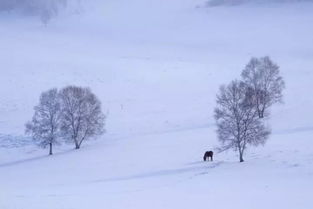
[214, 80, 270, 162]
[241, 56, 285, 118]
[59, 86, 105, 149]
[25, 88, 61, 155]
[0, 0, 67, 24]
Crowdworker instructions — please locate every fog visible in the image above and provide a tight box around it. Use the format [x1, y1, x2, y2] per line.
[0, 0, 80, 24]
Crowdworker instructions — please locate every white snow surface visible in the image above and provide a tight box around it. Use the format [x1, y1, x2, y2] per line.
[207, 0, 313, 6]
[1, 0, 313, 208]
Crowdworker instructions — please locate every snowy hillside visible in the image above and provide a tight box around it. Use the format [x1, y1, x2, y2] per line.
[1, 0, 313, 208]
[207, 0, 313, 6]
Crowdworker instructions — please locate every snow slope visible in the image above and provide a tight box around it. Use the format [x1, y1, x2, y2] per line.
[207, 0, 313, 6]
[1, 0, 313, 208]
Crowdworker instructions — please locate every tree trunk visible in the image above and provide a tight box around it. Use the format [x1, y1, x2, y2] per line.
[239, 150, 244, 162]
[257, 108, 263, 118]
[260, 106, 265, 118]
[49, 143, 53, 155]
[74, 140, 80, 149]
[73, 137, 80, 149]
[258, 103, 266, 118]
[78, 138, 85, 149]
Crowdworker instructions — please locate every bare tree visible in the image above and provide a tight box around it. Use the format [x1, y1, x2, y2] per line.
[25, 88, 61, 155]
[0, 0, 67, 24]
[241, 56, 285, 118]
[38, 0, 67, 25]
[59, 86, 105, 149]
[214, 80, 271, 162]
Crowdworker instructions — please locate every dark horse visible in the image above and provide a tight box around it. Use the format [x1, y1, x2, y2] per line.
[203, 151, 213, 161]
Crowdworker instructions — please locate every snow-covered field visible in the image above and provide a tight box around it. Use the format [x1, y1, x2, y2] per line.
[1, 0, 313, 208]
